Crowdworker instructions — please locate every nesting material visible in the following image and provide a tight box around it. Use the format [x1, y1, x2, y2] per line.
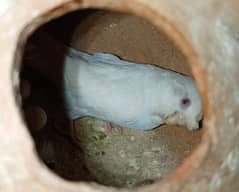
[74, 117, 202, 187]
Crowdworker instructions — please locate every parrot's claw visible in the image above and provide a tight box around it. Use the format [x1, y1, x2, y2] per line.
[106, 122, 123, 135]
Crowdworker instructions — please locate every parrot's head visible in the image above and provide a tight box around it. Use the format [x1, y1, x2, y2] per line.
[165, 77, 203, 130]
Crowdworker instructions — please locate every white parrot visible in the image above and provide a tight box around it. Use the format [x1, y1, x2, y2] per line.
[64, 48, 203, 131]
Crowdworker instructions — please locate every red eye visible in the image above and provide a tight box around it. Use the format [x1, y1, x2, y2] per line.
[181, 98, 191, 107]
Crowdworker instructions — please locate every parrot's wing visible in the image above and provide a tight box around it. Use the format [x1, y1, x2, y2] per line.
[68, 47, 120, 62]
[67, 47, 91, 59]
[92, 52, 121, 63]
[67, 47, 134, 66]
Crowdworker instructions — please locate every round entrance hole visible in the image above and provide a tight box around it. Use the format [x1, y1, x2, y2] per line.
[19, 9, 204, 188]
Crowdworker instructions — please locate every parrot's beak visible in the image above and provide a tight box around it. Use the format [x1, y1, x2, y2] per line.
[165, 112, 200, 130]
[165, 112, 178, 126]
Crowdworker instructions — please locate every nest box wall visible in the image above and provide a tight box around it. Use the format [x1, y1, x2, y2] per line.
[0, 0, 239, 191]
